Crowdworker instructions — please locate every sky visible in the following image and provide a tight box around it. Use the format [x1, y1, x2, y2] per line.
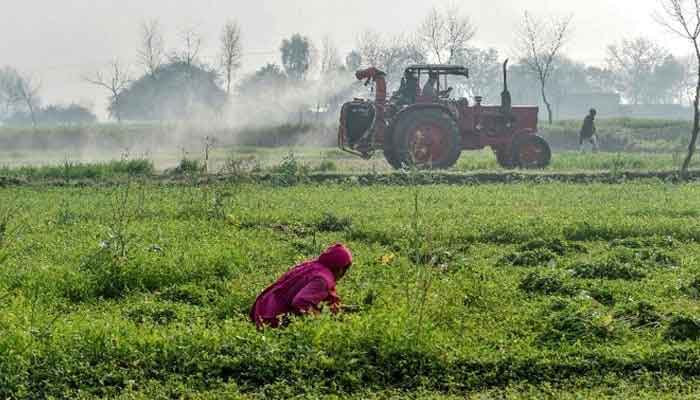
[0, 0, 690, 115]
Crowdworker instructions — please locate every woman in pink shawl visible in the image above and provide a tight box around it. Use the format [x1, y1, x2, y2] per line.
[250, 244, 353, 328]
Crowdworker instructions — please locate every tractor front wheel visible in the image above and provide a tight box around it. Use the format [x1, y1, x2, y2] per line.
[393, 109, 461, 169]
[513, 135, 551, 169]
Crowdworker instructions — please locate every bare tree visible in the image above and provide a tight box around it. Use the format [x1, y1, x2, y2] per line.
[444, 4, 477, 63]
[357, 30, 385, 67]
[220, 20, 243, 95]
[419, 7, 447, 63]
[319, 35, 342, 75]
[606, 37, 669, 104]
[174, 26, 202, 67]
[418, 5, 476, 64]
[0, 69, 41, 128]
[356, 31, 426, 80]
[382, 34, 426, 77]
[656, 0, 700, 176]
[15, 74, 40, 128]
[0, 67, 40, 127]
[517, 11, 573, 124]
[84, 60, 131, 123]
[138, 19, 165, 77]
[0, 68, 11, 118]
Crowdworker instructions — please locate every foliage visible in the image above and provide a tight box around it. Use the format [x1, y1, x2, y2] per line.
[4, 103, 96, 126]
[115, 61, 226, 121]
[1, 181, 700, 397]
[0, 159, 154, 180]
[236, 63, 288, 97]
[280, 34, 313, 81]
[606, 38, 685, 105]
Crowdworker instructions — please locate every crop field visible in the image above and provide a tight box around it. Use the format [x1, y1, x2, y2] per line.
[2, 177, 700, 399]
[1, 149, 700, 182]
[0, 118, 698, 174]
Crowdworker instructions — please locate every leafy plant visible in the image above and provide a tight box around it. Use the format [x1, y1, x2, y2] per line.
[315, 212, 352, 232]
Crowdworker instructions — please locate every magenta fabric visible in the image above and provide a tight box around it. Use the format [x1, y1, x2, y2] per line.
[250, 244, 352, 328]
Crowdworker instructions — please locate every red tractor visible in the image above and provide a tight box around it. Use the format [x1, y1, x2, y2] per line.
[338, 61, 551, 169]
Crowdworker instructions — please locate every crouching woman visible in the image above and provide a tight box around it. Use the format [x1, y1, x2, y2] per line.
[249, 244, 353, 329]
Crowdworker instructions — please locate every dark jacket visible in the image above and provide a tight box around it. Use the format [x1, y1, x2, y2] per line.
[580, 115, 596, 138]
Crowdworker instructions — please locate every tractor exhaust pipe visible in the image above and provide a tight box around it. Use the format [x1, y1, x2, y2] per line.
[501, 59, 512, 115]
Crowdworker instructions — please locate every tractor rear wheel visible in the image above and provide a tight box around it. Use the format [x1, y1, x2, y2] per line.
[514, 135, 551, 169]
[393, 109, 461, 169]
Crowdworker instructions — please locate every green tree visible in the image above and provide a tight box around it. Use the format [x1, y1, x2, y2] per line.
[114, 61, 225, 121]
[236, 63, 288, 97]
[280, 34, 313, 81]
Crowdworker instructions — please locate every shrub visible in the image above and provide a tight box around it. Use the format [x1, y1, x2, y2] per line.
[270, 152, 310, 186]
[221, 155, 258, 176]
[520, 271, 576, 296]
[518, 238, 587, 256]
[315, 160, 338, 172]
[124, 301, 180, 325]
[615, 301, 663, 329]
[159, 283, 219, 306]
[571, 259, 646, 281]
[571, 248, 677, 281]
[585, 287, 616, 306]
[500, 249, 558, 267]
[610, 236, 679, 249]
[665, 315, 700, 341]
[682, 276, 700, 299]
[539, 299, 618, 345]
[315, 213, 352, 232]
[174, 158, 202, 175]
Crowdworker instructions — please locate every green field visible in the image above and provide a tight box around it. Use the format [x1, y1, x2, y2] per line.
[1, 149, 699, 182]
[0, 118, 698, 175]
[2, 179, 700, 398]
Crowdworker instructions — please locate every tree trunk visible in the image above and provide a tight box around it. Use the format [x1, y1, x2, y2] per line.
[682, 74, 700, 177]
[682, 48, 700, 178]
[114, 97, 122, 124]
[540, 83, 553, 125]
[27, 103, 37, 130]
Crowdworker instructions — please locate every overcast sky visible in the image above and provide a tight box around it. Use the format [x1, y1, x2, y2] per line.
[0, 0, 689, 113]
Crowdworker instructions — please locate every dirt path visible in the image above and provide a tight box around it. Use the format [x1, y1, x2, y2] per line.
[3, 169, 700, 188]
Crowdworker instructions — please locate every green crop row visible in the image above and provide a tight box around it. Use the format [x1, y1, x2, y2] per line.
[1, 182, 700, 398]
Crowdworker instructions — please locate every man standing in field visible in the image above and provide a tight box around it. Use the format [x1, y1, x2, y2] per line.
[250, 244, 353, 329]
[580, 108, 599, 152]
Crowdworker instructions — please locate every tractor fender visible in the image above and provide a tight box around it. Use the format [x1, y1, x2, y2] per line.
[390, 104, 457, 132]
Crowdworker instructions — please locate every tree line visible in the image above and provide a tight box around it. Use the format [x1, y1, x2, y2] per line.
[0, 3, 697, 130]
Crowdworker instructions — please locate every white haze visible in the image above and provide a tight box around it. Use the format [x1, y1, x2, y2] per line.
[0, 0, 687, 112]
[0, 0, 694, 169]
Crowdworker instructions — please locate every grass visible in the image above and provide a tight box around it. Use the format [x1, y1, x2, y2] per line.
[1, 181, 700, 398]
[1, 118, 699, 174]
[1, 150, 699, 182]
[0, 159, 154, 180]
